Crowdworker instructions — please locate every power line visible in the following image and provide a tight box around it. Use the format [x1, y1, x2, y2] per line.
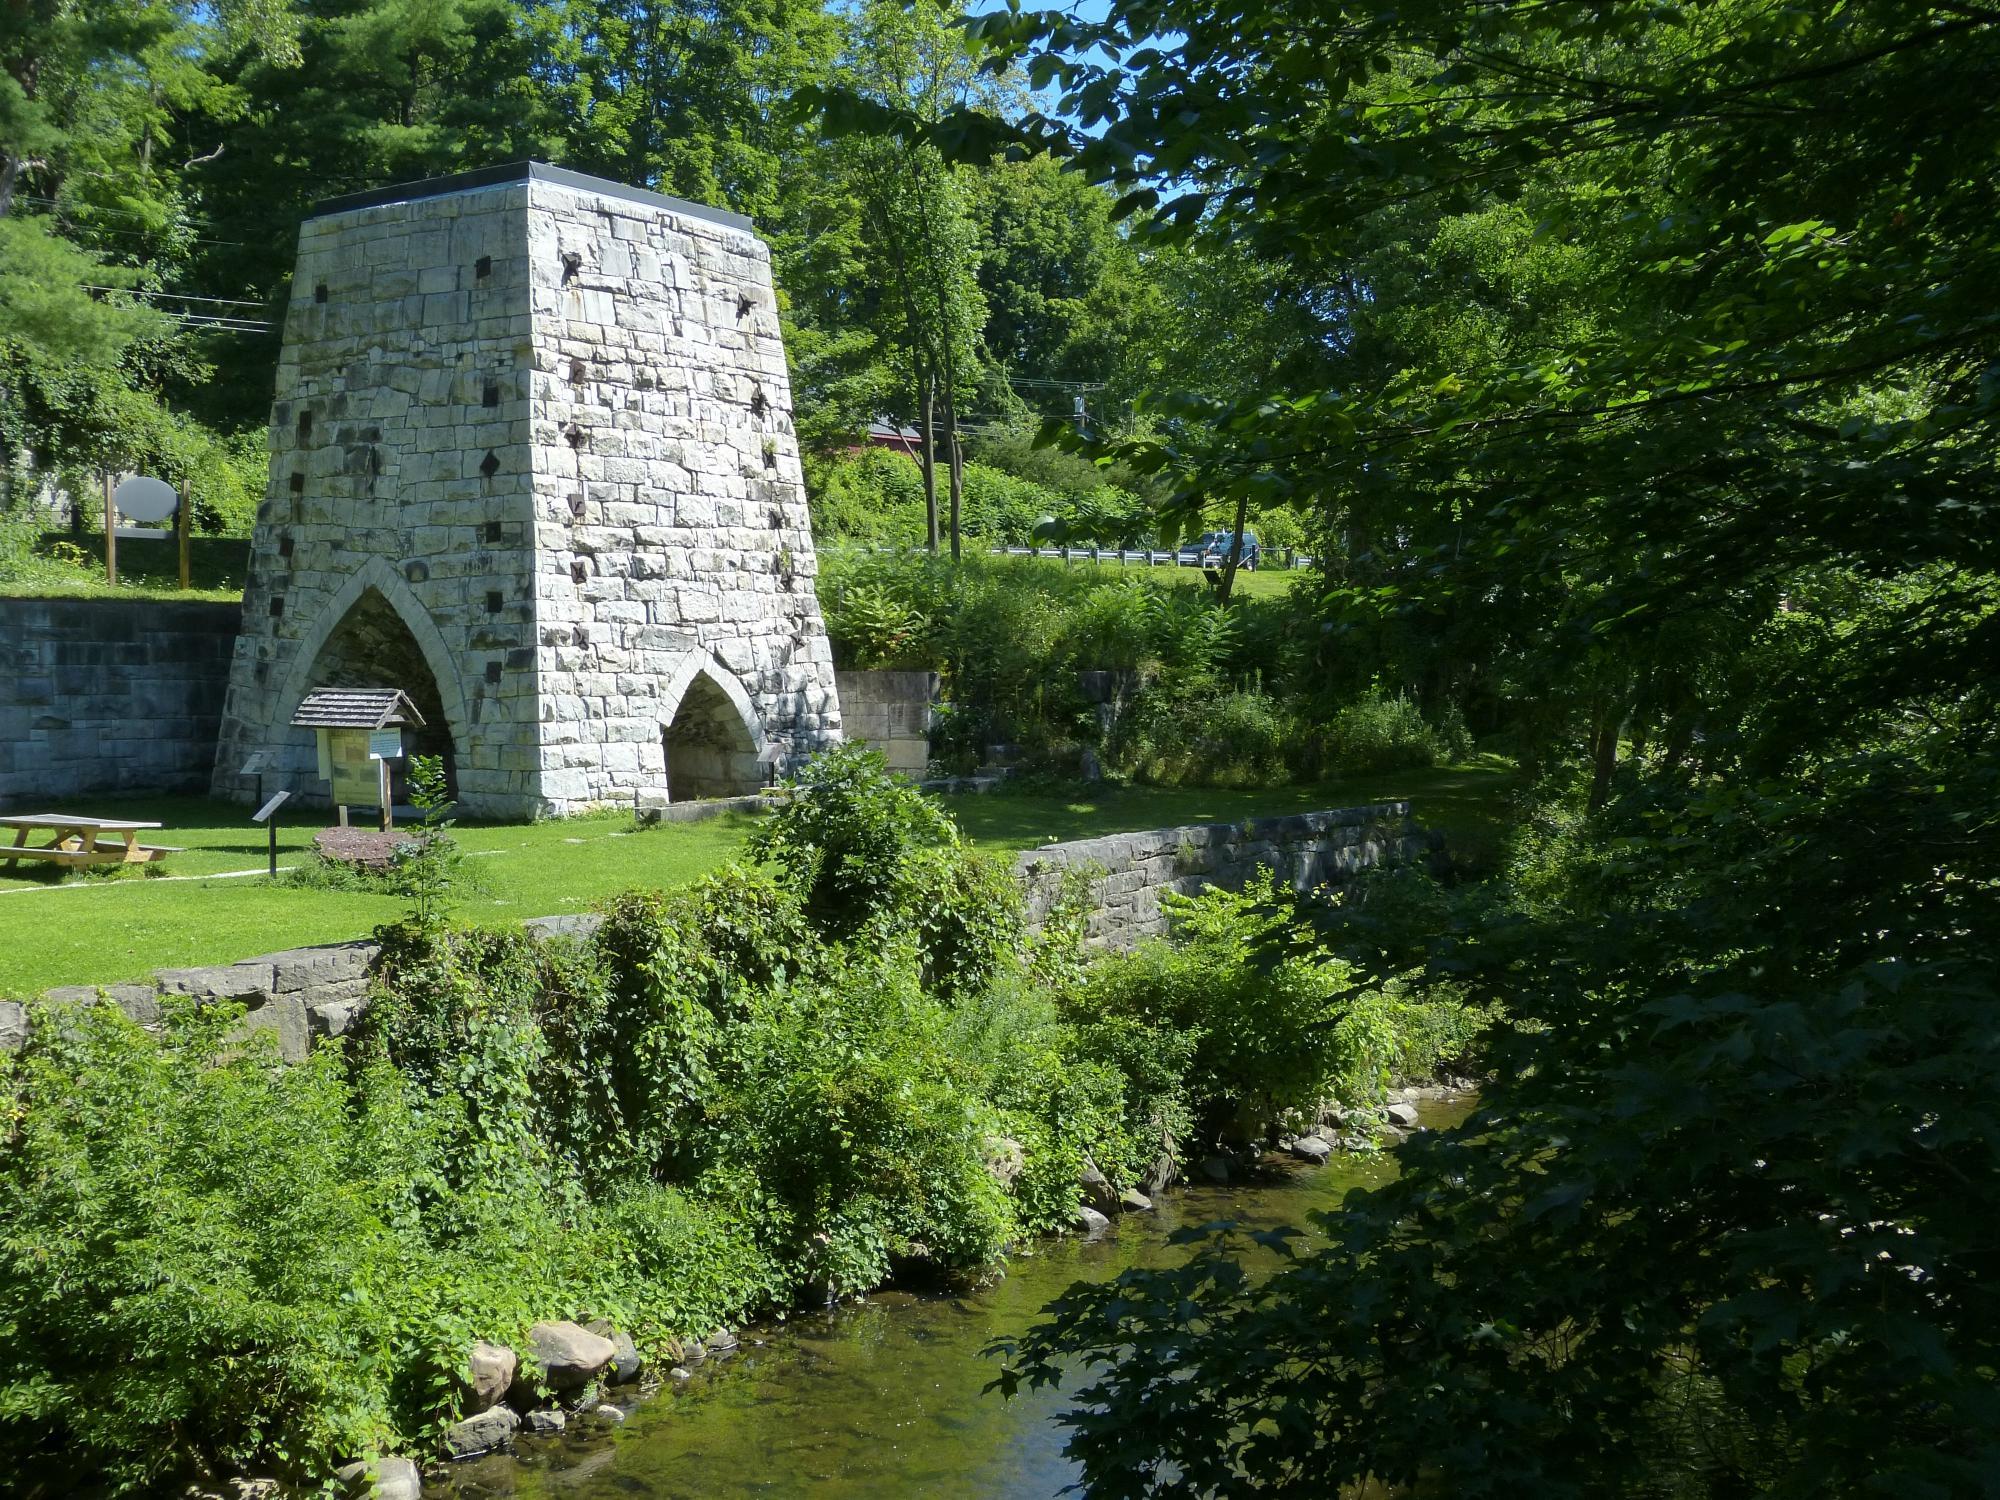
[1006, 374, 1108, 391]
[83, 285, 268, 310]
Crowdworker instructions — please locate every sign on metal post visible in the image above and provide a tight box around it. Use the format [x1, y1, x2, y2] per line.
[252, 789, 292, 878]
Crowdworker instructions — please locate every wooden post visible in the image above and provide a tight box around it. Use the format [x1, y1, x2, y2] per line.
[102, 471, 117, 586]
[378, 758, 393, 832]
[177, 479, 191, 591]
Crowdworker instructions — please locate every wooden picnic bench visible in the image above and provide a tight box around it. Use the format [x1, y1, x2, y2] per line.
[0, 814, 184, 869]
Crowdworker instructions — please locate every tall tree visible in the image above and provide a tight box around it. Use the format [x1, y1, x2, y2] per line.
[828, 0, 988, 557]
[961, 2, 2000, 1493]
[1, 0, 291, 500]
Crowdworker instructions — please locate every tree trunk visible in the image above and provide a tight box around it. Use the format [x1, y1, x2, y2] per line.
[1216, 487, 1253, 607]
[1587, 710, 1620, 812]
[917, 364, 939, 553]
[939, 375, 964, 562]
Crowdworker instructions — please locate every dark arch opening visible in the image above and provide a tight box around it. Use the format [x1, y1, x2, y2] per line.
[664, 672, 761, 800]
[301, 588, 458, 801]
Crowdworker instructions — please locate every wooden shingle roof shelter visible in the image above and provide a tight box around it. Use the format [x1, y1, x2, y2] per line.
[290, 688, 427, 731]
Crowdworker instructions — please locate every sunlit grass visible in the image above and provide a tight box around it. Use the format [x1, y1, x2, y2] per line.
[0, 758, 1520, 997]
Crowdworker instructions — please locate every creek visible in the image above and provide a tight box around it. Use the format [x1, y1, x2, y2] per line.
[437, 1095, 1475, 1500]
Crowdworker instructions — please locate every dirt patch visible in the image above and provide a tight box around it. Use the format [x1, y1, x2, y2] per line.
[313, 827, 415, 874]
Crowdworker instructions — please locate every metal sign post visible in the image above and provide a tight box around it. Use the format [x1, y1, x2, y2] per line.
[252, 789, 292, 879]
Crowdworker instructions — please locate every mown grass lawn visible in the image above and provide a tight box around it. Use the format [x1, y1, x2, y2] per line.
[6, 533, 248, 601]
[0, 758, 1519, 998]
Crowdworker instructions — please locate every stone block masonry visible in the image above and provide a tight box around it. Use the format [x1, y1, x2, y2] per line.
[1015, 803, 1435, 952]
[834, 670, 935, 779]
[210, 163, 843, 819]
[0, 804, 1432, 1055]
[0, 598, 239, 809]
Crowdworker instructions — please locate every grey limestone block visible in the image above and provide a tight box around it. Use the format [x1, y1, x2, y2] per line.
[155, 963, 277, 1004]
[237, 996, 312, 1064]
[253, 942, 380, 993]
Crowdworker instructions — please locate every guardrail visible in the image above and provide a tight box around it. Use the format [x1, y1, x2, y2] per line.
[840, 543, 1315, 571]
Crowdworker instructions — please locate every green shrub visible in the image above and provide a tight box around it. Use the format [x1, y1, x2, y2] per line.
[0, 1000, 412, 1491]
[1111, 682, 1295, 787]
[748, 741, 959, 936]
[1318, 687, 1471, 773]
[1064, 874, 1492, 1151]
[0, 748, 1491, 1491]
[804, 447, 928, 544]
[703, 960, 1014, 1297]
[819, 579, 932, 668]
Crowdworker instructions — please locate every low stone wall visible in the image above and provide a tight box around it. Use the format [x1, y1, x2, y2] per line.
[0, 941, 379, 1064]
[0, 803, 1432, 1052]
[0, 597, 239, 809]
[834, 669, 935, 779]
[1015, 803, 1432, 951]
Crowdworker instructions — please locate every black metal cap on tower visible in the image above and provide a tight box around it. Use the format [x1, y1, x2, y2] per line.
[309, 161, 754, 233]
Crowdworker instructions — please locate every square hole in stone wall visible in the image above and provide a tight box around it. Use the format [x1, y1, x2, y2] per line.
[484, 520, 503, 543]
[297, 410, 313, 442]
[570, 560, 587, 584]
[486, 590, 504, 614]
[289, 472, 304, 494]
[485, 661, 503, 685]
[314, 283, 328, 304]
[268, 596, 285, 618]
[277, 534, 294, 559]
[475, 255, 492, 280]
[482, 379, 500, 408]
[479, 451, 500, 479]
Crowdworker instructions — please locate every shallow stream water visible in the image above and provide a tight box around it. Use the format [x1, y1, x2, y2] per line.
[437, 1096, 1475, 1500]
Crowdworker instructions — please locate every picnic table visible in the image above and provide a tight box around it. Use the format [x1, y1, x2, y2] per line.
[0, 814, 183, 869]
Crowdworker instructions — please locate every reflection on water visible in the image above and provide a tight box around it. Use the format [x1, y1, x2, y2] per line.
[440, 1097, 1475, 1500]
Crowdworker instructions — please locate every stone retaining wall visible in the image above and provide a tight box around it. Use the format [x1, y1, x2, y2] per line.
[0, 803, 1431, 1052]
[833, 669, 935, 779]
[0, 598, 239, 809]
[1015, 802, 1432, 951]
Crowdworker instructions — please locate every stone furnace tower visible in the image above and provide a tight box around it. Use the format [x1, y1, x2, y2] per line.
[211, 162, 842, 816]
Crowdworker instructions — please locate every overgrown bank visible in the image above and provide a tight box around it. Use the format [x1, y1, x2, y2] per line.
[0, 749, 1485, 1494]
[820, 549, 1473, 786]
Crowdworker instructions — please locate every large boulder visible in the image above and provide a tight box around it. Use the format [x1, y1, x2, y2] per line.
[525, 1320, 617, 1392]
[583, 1320, 642, 1384]
[441, 1404, 518, 1459]
[1384, 1101, 1421, 1128]
[1078, 1162, 1120, 1215]
[333, 1456, 421, 1500]
[465, 1340, 515, 1413]
[1289, 1135, 1332, 1164]
[1074, 1204, 1111, 1237]
[1118, 1187, 1155, 1213]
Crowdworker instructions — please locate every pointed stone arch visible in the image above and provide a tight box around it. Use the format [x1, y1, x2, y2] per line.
[660, 653, 765, 800]
[275, 558, 471, 782]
